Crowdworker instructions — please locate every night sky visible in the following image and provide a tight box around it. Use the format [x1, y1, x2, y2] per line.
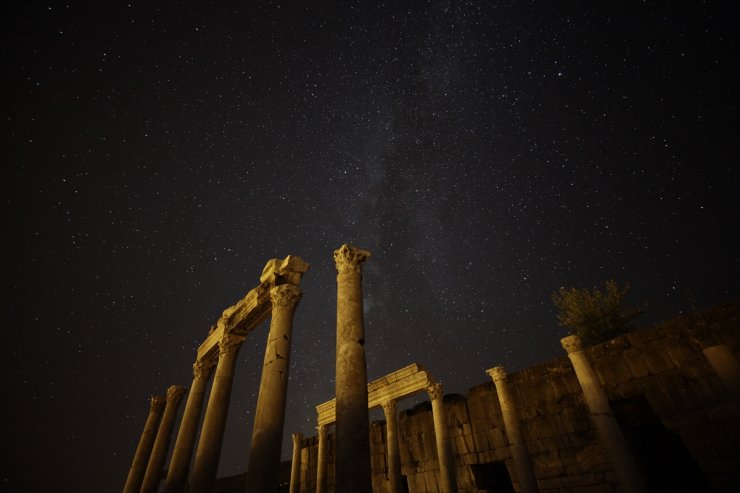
[4, 2, 739, 492]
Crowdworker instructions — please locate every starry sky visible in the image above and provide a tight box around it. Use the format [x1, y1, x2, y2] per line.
[4, 2, 739, 492]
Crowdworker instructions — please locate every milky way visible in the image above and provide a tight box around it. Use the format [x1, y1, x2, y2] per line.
[4, 3, 738, 491]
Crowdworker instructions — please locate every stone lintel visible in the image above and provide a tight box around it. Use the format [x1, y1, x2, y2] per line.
[316, 363, 433, 426]
[196, 255, 310, 362]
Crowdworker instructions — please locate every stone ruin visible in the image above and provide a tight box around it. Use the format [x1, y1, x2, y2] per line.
[121, 245, 740, 493]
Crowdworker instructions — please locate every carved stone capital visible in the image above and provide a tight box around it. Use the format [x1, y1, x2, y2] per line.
[317, 424, 328, 440]
[167, 385, 187, 403]
[150, 396, 166, 412]
[193, 358, 216, 380]
[561, 334, 583, 354]
[270, 284, 303, 308]
[381, 399, 398, 417]
[334, 243, 371, 274]
[218, 333, 245, 358]
[292, 433, 303, 447]
[427, 383, 444, 401]
[486, 366, 507, 382]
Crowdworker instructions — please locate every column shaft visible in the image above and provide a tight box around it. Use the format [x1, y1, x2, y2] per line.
[562, 335, 648, 493]
[188, 335, 244, 493]
[122, 396, 165, 493]
[428, 384, 457, 493]
[141, 385, 187, 493]
[382, 400, 402, 493]
[163, 361, 214, 493]
[702, 344, 740, 402]
[289, 433, 303, 493]
[316, 425, 328, 493]
[334, 244, 372, 493]
[245, 284, 303, 492]
[487, 367, 539, 493]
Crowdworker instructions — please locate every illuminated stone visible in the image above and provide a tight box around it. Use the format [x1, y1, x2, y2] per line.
[334, 243, 372, 493]
[122, 396, 165, 493]
[244, 284, 304, 492]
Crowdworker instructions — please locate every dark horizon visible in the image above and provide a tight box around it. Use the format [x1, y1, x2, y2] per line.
[4, 2, 739, 492]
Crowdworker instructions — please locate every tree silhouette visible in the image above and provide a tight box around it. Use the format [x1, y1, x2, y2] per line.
[551, 280, 645, 345]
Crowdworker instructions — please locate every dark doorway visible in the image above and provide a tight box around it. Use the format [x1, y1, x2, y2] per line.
[400, 475, 410, 493]
[470, 461, 516, 493]
[612, 396, 713, 492]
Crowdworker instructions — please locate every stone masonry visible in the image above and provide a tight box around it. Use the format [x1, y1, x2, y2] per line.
[294, 300, 740, 493]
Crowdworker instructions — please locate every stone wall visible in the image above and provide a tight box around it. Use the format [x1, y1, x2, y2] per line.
[297, 301, 740, 492]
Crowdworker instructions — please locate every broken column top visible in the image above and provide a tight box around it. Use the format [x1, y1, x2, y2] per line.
[197, 254, 309, 362]
[260, 254, 311, 285]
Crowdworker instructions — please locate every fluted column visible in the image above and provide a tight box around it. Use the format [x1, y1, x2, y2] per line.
[188, 333, 245, 493]
[561, 335, 647, 493]
[382, 400, 402, 493]
[316, 425, 328, 493]
[141, 385, 187, 493]
[245, 284, 304, 493]
[702, 344, 740, 402]
[487, 366, 539, 493]
[289, 433, 303, 493]
[334, 243, 372, 493]
[428, 383, 457, 493]
[123, 396, 166, 493]
[163, 360, 216, 493]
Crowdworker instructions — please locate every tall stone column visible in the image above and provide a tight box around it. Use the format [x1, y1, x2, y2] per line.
[123, 396, 165, 493]
[333, 243, 372, 493]
[382, 400, 402, 493]
[702, 344, 740, 403]
[188, 333, 245, 493]
[561, 335, 648, 493]
[140, 385, 187, 493]
[486, 367, 539, 493]
[162, 359, 216, 493]
[316, 425, 328, 493]
[428, 383, 457, 493]
[289, 433, 303, 493]
[244, 284, 304, 493]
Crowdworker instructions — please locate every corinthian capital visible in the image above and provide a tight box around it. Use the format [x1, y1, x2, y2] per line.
[167, 385, 187, 403]
[334, 243, 371, 274]
[381, 400, 398, 417]
[561, 334, 583, 354]
[218, 333, 245, 358]
[270, 284, 303, 308]
[486, 366, 507, 382]
[427, 383, 444, 401]
[150, 396, 166, 412]
[193, 358, 216, 380]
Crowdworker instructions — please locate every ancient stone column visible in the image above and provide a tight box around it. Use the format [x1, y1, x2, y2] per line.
[428, 383, 457, 493]
[333, 243, 372, 493]
[316, 425, 328, 493]
[188, 333, 245, 493]
[162, 360, 216, 493]
[561, 335, 648, 493]
[289, 433, 303, 493]
[140, 385, 187, 493]
[486, 366, 539, 493]
[122, 396, 165, 493]
[244, 284, 304, 493]
[382, 400, 402, 493]
[702, 344, 740, 403]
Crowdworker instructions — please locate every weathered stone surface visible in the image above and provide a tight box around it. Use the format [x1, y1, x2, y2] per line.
[334, 243, 372, 493]
[291, 301, 740, 492]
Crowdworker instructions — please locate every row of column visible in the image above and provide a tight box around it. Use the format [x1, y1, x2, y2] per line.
[123, 283, 303, 493]
[293, 382, 457, 493]
[289, 333, 740, 493]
